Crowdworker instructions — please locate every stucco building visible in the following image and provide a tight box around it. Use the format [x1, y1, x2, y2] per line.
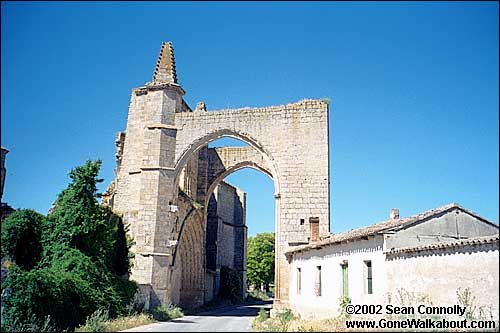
[286, 203, 499, 321]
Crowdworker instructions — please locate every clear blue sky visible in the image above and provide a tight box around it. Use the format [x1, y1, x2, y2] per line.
[2, 1, 498, 236]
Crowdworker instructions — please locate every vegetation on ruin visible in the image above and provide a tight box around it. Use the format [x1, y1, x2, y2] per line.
[1, 160, 137, 332]
[247, 232, 275, 293]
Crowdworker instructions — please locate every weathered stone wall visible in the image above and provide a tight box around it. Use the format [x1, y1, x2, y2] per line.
[386, 242, 499, 321]
[174, 100, 330, 304]
[204, 181, 247, 301]
[214, 182, 246, 270]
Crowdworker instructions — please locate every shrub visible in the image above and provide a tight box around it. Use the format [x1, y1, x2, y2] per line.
[338, 295, 351, 318]
[1, 265, 95, 331]
[0, 314, 57, 332]
[252, 308, 297, 332]
[247, 289, 270, 302]
[1, 209, 45, 270]
[77, 308, 109, 332]
[1, 160, 137, 331]
[76, 313, 154, 332]
[255, 308, 269, 322]
[150, 303, 183, 321]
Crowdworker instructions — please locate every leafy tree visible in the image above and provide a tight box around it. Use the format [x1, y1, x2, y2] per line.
[1, 209, 45, 270]
[1, 160, 137, 332]
[43, 160, 113, 262]
[247, 232, 275, 292]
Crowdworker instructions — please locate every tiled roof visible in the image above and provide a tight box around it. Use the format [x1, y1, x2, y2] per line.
[285, 203, 498, 255]
[385, 234, 499, 255]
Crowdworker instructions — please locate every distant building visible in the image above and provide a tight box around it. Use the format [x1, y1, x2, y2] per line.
[1, 147, 8, 201]
[1, 147, 15, 221]
[286, 204, 499, 321]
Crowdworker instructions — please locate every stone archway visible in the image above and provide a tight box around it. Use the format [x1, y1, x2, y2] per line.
[171, 135, 277, 307]
[109, 41, 330, 310]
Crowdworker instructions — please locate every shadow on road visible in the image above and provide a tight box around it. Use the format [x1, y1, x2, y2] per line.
[191, 299, 273, 317]
[168, 319, 196, 324]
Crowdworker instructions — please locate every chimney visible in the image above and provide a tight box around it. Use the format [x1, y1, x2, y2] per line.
[390, 208, 400, 219]
[309, 217, 319, 242]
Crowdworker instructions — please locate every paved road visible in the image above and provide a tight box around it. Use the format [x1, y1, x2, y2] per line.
[123, 301, 272, 332]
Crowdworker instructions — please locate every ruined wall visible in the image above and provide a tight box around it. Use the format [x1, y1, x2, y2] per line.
[386, 242, 499, 321]
[204, 181, 247, 301]
[174, 100, 330, 304]
[214, 182, 247, 271]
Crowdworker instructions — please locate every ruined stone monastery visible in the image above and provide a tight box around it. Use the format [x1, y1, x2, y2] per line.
[99, 42, 499, 319]
[103, 41, 330, 310]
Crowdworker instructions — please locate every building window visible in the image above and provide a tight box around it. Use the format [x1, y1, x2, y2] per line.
[341, 261, 349, 297]
[297, 268, 302, 294]
[315, 266, 322, 296]
[364, 260, 373, 294]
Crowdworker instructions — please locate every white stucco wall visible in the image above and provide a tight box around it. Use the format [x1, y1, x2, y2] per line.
[288, 236, 387, 319]
[386, 242, 499, 321]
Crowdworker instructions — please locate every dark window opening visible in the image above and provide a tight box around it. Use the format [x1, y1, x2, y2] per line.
[364, 260, 373, 294]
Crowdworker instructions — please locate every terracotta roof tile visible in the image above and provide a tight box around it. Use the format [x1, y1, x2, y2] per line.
[286, 203, 498, 255]
[385, 234, 499, 254]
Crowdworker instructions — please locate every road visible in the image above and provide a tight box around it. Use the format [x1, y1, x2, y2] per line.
[123, 301, 272, 332]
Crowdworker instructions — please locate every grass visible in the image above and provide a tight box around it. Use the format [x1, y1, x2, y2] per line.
[75, 312, 154, 332]
[252, 308, 299, 332]
[76, 303, 183, 332]
[149, 303, 183, 321]
[246, 289, 272, 302]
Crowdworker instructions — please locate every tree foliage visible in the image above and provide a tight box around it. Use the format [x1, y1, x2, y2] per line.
[1, 209, 45, 270]
[1, 160, 136, 332]
[246, 232, 275, 291]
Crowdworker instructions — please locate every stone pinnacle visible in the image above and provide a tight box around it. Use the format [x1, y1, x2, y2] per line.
[152, 41, 178, 85]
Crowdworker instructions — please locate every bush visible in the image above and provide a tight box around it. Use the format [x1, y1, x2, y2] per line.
[76, 313, 154, 332]
[246, 289, 270, 302]
[255, 308, 269, 323]
[77, 308, 109, 332]
[338, 295, 351, 318]
[1, 209, 45, 270]
[252, 308, 297, 332]
[1, 160, 137, 331]
[150, 303, 183, 321]
[1, 265, 95, 331]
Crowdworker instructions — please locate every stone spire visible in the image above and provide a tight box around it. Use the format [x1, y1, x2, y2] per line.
[152, 42, 178, 85]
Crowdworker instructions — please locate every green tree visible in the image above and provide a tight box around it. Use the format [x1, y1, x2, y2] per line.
[1, 209, 45, 270]
[1, 160, 136, 332]
[246, 232, 275, 292]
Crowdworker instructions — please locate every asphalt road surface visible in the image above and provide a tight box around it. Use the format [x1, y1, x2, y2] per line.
[123, 301, 272, 332]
